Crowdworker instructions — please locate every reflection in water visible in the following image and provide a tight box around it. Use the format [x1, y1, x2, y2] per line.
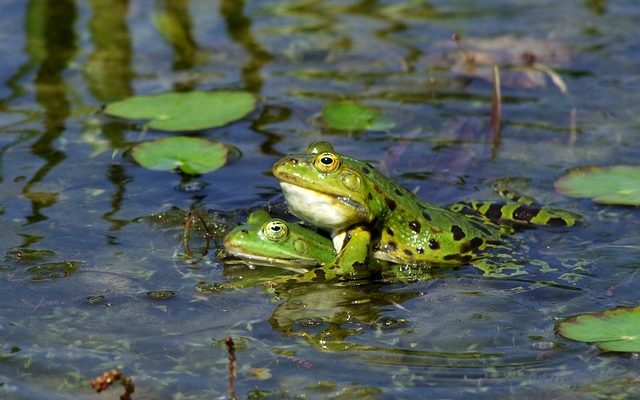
[584, 0, 607, 14]
[24, 0, 77, 224]
[223, 261, 441, 353]
[251, 105, 293, 156]
[269, 281, 419, 352]
[102, 164, 131, 238]
[1, 0, 637, 397]
[220, 0, 272, 92]
[84, 0, 136, 236]
[85, 0, 133, 102]
[154, 0, 198, 71]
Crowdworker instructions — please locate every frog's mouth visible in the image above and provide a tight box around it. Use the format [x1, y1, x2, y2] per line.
[279, 182, 366, 230]
[220, 246, 317, 271]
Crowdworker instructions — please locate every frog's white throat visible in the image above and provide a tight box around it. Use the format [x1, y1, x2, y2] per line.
[279, 182, 364, 231]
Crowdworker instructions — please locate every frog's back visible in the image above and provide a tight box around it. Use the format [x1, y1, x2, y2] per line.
[367, 177, 505, 265]
[375, 201, 505, 264]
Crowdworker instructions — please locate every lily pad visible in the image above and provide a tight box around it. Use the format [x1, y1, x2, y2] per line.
[321, 101, 395, 131]
[557, 306, 640, 352]
[131, 136, 232, 174]
[555, 165, 640, 205]
[104, 91, 256, 131]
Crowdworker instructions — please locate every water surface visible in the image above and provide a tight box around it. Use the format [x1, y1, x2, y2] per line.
[1, 0, 640, 398]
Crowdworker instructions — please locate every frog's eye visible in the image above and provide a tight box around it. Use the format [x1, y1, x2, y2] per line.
[263, 220, 288, 242]
[314, 152, 340, 173]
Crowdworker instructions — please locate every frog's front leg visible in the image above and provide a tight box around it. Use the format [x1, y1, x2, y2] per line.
[331, 225, 371, 275]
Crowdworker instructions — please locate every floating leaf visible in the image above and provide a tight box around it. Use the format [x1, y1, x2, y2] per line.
[557, 306, 640, 352]
[5, 248, 56, 263]
[249, 368, 272, 380]
[131, 136, 233, 174]
[147, 290, 176, 301]
[195, 281, 234, 294]
[322, 101, 395, 131]
[555, 165, 640, 205]
[27, 261, 81, 281]
[104, 91, 256, 131]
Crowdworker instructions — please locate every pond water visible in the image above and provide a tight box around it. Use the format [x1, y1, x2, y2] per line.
[1, 0, 640, 398]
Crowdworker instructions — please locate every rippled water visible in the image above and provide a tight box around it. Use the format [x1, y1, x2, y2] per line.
[1, 0, 640, 398]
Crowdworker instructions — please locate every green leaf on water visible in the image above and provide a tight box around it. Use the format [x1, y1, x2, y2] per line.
[104, 91, 256, 131]
[131, 136, 232, 174]
[555, 165, 640, 206]
[321, 101, 395, 131]
[557, 306, 640, 352]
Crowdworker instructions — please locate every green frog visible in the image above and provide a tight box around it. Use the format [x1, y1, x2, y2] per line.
[272, 141, 580, 270]
[222, 209, 373, 284]
[223, 210, 336, 267]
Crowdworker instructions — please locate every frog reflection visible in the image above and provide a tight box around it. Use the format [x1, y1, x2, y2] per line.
[268, 281, 421, 352]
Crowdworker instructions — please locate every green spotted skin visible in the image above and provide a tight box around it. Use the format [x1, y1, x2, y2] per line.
[447, 201, 581, 227]
[273, 142, 507, 266]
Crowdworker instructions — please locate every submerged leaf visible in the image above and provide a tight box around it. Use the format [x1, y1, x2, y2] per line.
[27, 261, 81, 281]
[555, 165, 640, 205]
[131, 136, 233, 174]
[5, 248, 56, 263]
[104, 91, 256, 131]
[557, 306, 640, 352]
[321, 101, 395, 131]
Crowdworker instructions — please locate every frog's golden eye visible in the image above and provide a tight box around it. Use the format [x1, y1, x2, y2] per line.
[314, 152, 340, 173]
[263, 220, 288, 242]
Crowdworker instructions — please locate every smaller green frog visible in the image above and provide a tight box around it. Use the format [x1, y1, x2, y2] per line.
[223, 210, 336, 267]
[223, 210, 374, 285]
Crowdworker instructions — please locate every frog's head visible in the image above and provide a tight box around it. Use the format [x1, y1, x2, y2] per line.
[272, 142, 376, 231]
[223, 210, 335, 267]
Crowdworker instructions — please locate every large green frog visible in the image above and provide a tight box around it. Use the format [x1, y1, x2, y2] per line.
[272, 141, 580, 270]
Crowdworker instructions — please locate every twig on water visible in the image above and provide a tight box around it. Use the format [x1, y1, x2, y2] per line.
[225, 336, 237, 400]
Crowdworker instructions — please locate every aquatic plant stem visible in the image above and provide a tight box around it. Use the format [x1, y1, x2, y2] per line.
[490, 64, 502, 158]
[225, 336, 237, 400]
[182, 210, 214, 258]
